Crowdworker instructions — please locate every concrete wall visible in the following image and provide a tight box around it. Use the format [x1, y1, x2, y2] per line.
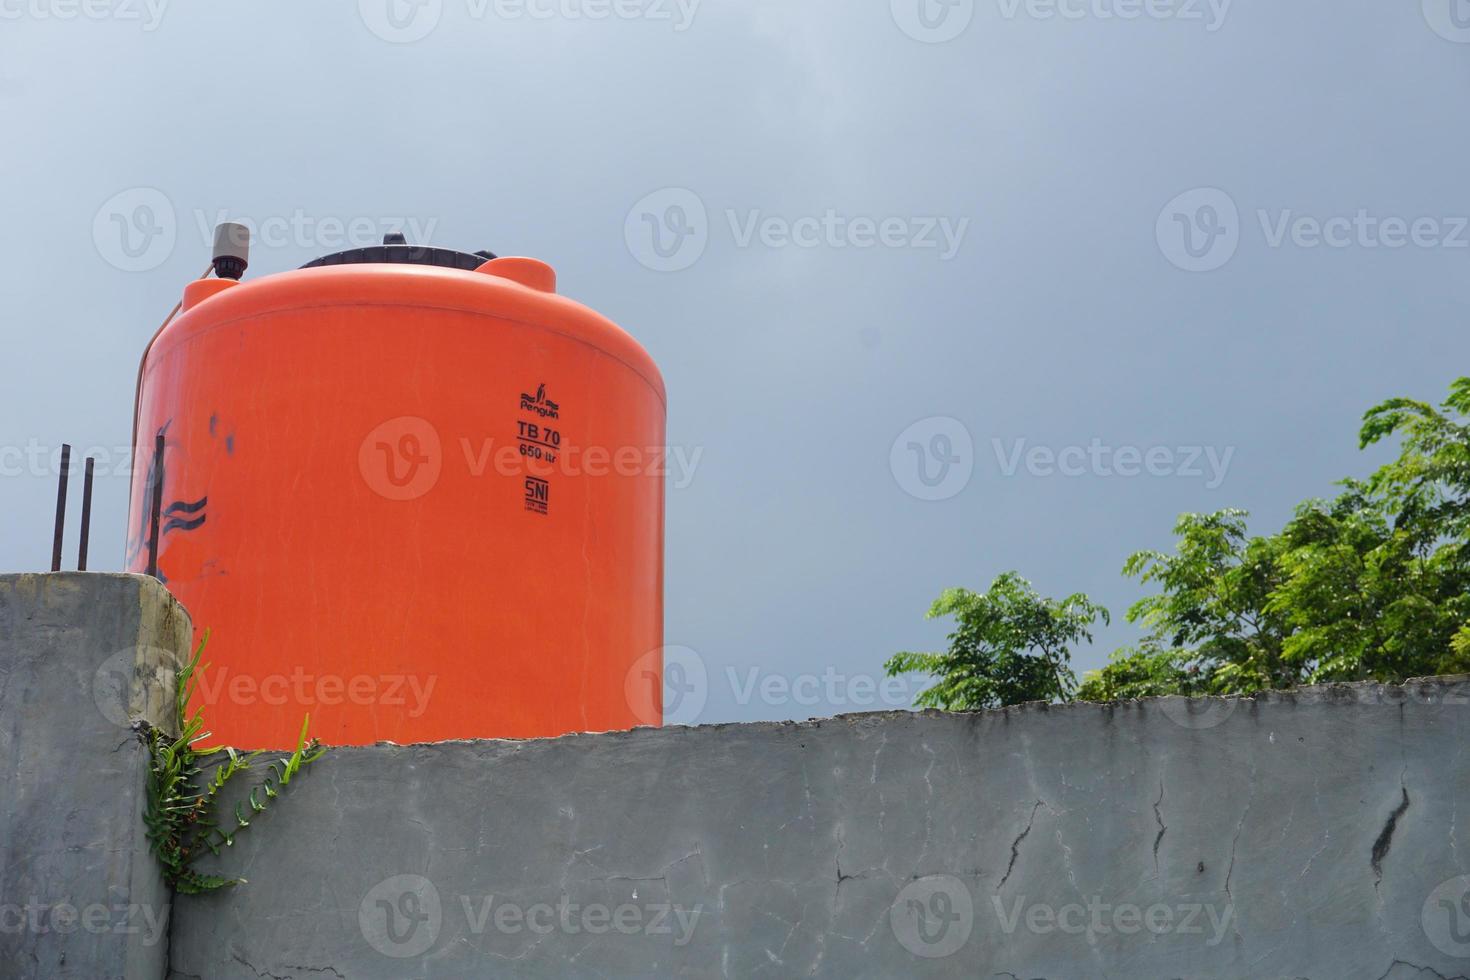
[0, 573, 191, 980]
[167, 678, 1470, 979]
[3, 573, 1468, 978]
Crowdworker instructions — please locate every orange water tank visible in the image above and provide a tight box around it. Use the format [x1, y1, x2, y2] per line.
[127, 242, 665, 747]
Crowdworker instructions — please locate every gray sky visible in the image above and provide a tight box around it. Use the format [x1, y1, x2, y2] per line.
[2, 0, 1468, 724]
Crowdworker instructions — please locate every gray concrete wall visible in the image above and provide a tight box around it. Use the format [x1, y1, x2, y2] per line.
[167, 677, 1470, 980]
[2, 575, 1466, 978]
[0, 573, 191, 980]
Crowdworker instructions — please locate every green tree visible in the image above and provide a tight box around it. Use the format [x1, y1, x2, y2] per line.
[898, 378, 1470, 709]
[1270, 376, 1470, 681]
[884, 572, 1109, 709]
[1101, 509, 1292, 696]
[1078, 377, 1470, 700]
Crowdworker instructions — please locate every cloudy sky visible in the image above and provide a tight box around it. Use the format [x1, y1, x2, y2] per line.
[2, 0, 1467, 724]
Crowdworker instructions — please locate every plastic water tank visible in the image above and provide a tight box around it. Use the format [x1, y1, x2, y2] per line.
[127, 243, 665, 747]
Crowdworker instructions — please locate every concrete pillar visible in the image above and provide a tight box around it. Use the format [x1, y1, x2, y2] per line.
[0, 573, 191, 980]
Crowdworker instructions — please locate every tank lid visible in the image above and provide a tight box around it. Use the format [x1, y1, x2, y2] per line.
[301, 237, 495, 272]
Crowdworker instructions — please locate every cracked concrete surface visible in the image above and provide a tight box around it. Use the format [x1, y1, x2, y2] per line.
[166, 678, 1470, 979]
[2, 573, 1465, 977]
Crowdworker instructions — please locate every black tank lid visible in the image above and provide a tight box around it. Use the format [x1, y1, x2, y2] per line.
[301, 234, 495, 271]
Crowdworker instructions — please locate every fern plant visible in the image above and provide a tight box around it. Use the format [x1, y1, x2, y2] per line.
[141, 633, 327, 894]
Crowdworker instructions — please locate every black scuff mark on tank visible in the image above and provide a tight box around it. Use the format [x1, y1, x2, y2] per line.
[225, 434, 235, 455]
[127, 419, 214, 583]
[163, 498, 208, 535]
[209, 413, 219, 437]
[126, 420, 174, 568]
